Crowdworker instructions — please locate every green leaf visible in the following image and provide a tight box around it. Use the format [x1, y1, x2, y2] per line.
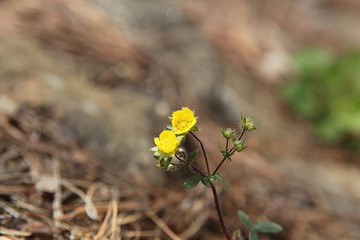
[214, 173, 228, 190]
[220, 148, 231, 162]
[201, 176, 210, 188]
[183, 176, 202, 190]
[220, 148, 227, 157]
[153, 154, 161, 161]
[187, 150, 198, 162]
[249, 230, 259, 240]
[237, 210, 252, 229]
[253, 221, 283, 233]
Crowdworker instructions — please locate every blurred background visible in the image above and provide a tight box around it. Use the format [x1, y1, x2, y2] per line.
[0, 0, 360, 239]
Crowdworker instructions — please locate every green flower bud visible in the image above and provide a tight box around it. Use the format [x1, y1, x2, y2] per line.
[241, 115, 257, 131]
[221, 128, 235, 139]
[233, 140, 246, 152]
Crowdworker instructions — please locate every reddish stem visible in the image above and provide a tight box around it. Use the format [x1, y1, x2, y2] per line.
[190, 131, 211, 174]
[209, 181, 231, 240]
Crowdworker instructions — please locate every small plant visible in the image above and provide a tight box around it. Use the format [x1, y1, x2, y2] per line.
[282, 48, 360, 150]
[235, 210, 283, 240]
[151, 107, 282, 239]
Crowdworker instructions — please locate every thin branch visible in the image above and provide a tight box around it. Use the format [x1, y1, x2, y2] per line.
[190, 131, 211, 174]
[175, 154, 206, 177]
[228, 128, 246, 156]
[209, 182, 231, 240]
[213, 128, 246, 175]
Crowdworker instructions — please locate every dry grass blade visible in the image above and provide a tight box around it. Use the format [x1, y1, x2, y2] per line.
[0, 227, 32, 237]
[94, 200, 113, 240]
[145, 209, 182, 240]
[111, 190, 119, 240]
[84, 183, 101, 220]
[0, 184, 35, 195]
[53, 158, 63, 228]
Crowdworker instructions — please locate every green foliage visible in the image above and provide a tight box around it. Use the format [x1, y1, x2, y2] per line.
[253, 221, 283, 233]
[214, 173, 228, 190]
[187, 150, 198, 163]
[237, 210, 252, 229]
[195, 173, 228, 189]
[220, 148, 232, 162]
[249, 230, 260, 240]
[154, 156, 174, 171]
[282, 48, 360, 148]
[183, 175, 202, 190]
[201, 175, 211, 188]
[237, 210, 283, 240]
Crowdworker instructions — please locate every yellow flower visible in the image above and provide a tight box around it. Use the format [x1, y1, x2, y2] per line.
[154, 130, 180, 155]
[171, 107, 197, 135]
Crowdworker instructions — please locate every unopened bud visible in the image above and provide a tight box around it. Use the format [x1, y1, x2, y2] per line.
[221, 128, 236, 139]
[233, 140, 246, 152]
[241, 116, 257, 131]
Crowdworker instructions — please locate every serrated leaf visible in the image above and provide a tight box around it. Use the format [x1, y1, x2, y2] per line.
[187, 150, 198, 162]
[183, 176, 202, 190]
[201, 176, 210, 188]
[237, 210, 252, 229]
[220, 148, 231, 162]
[249, 230, 259, 240]
[214, 173, 228, 190]
[220, 148, 227, 157]
[253, 221, 283, 233]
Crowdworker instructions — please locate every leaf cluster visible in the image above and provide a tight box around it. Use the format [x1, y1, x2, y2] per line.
[183, 173, 227, 190]
[236, 210, 283, 240]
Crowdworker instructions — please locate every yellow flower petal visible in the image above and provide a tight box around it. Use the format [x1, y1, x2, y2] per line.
[171, 107, 197, 135]
[154, 130, 180, 154]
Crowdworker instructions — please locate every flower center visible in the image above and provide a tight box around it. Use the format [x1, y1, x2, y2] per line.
[176, 119, 191, 131]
